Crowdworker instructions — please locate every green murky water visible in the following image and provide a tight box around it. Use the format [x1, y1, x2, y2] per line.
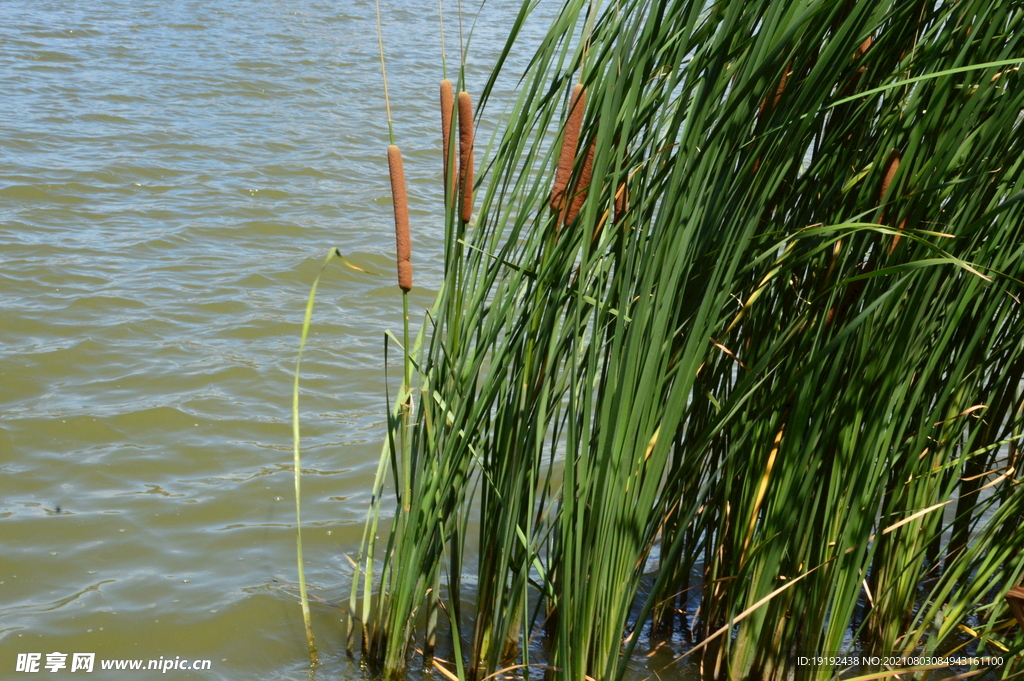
[0, 1, 557, 678]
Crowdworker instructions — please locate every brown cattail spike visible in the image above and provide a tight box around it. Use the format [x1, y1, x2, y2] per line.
[458, 91, 474, 223]
[856, 35, 873, 60]
[844, 36, 873, 96]
[758, 61, 792, 119]
[878, 148, 903, 253]
[550, 84, 586, 213]
[772, 63, 792, 109]
[440, 80, 455, 206]
[878, 148, 901, 204]
[388, 145, 412, 292]
[565, 139, 595, 226]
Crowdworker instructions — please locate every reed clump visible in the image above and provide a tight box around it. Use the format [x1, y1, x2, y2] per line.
[348, 1, 1024, 680]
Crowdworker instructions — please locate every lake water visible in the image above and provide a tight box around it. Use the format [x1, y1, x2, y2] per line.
[0, 1, 556, 678]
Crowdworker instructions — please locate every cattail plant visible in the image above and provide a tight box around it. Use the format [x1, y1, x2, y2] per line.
[350, 1, 1024, 680]
[846, 35, 874, 93]
[388, 143, 413, 518]
[458, 90, 474, 223]
[441, 79, 455, 206]
[388, 144, 413, 293]
[878, 148, 901, 206]
[565, 139, 595, 226]
[550, 83, 585, 215]
[878, 148, 904, 252]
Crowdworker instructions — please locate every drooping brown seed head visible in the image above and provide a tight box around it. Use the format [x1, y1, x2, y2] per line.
[440, 79, 455, 206]
[458, 91, 474, 223]
[550, 84, 586, 213]
[564, 139, 595, 226]
[388, 144, 412, 292]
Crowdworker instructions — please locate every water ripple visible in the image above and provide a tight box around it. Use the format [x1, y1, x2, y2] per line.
[0, 0, 558, 676]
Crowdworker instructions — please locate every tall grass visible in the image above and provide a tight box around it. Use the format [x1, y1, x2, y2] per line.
[348, 0, 1024, 679]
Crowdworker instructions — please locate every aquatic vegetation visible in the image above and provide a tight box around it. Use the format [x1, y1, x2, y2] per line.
[339, 0, 1024, 679]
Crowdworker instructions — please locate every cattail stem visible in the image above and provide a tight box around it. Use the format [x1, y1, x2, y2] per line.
[458, 91, 474, 223]
[373, 0, 394, 144]
[441, 80, 455, 207]
[400, 290, 411, 511]
[550, 84, 586, 213]
[388, 145, 413, 293]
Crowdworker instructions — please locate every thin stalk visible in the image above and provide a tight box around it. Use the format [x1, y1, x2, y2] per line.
[438, 0, 447, 79]
[292, 248, 341, 666]
[401, 290, 412, 514]
[373, 0, 395, 145]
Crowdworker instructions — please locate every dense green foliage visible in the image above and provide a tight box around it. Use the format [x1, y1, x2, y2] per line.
[348, 1, 1024, 679]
